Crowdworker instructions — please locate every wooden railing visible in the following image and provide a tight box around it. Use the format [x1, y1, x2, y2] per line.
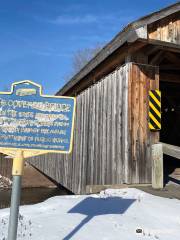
[152, 142, 180, 189]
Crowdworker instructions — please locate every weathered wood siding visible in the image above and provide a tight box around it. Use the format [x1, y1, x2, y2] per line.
[127, 63, 159, 184]
[0, 154, 12, 178]
[29, 64, 129, 194]
[148, 12, 180, 44]
[29, 63, 159, 194]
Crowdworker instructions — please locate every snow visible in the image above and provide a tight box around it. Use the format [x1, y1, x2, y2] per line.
[0, 188, 180, 240]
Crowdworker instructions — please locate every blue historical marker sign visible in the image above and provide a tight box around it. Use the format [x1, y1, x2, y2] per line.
[0, 81, 76, 153]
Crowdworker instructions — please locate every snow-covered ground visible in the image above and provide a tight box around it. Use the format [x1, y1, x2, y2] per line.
[0, 188, 180, 240]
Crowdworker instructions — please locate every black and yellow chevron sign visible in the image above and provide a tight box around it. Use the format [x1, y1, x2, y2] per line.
[149, 90, 161, 130]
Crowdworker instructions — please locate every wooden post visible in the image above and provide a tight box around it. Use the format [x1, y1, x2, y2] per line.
[152, 143, 163, 189]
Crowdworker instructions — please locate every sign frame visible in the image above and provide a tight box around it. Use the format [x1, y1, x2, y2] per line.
[1, 80, 76, 240]
[0, 80, 76, 156]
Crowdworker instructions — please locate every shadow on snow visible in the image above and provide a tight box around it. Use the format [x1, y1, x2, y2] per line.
[63, 196, 136, 240]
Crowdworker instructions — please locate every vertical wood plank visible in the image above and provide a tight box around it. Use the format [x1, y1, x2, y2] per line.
[152, 143, 163, 189]
[28, 62, 159, 193]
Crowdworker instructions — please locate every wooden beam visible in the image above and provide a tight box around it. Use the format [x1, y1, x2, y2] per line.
[150, 50, 164, 65]
[161, 142, 180, 160]
[165, 52, 180, 65]
[160, 64, 180, 70]
[160, 73, 180, 83]
[64, 41, 146, 96]
[152, 143, 164, 189]
[145, 45, 160, 56]
[148, 39, 180, 54]
[125, 51, 148, 64]
[57, 40, 147, 96]
[58, 38, 180, 96]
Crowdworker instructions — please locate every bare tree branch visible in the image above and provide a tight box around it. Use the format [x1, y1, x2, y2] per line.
[64, 43, 103, 82]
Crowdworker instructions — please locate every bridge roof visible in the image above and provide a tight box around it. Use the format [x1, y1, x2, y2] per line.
[57, 2, 180, 96]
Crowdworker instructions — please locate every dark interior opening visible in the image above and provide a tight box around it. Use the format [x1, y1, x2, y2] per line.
[160, 71, 180, 184]
[160, 81, 180, 146]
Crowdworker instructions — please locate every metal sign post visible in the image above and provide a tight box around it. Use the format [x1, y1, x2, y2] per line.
[8, 150, 24, 240]
[0, 80, 76, 240]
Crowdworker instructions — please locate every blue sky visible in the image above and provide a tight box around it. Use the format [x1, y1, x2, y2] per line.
[0, 0, 177, 94]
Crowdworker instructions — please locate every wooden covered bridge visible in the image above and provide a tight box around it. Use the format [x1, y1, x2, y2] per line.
[23, 3, 180, 193]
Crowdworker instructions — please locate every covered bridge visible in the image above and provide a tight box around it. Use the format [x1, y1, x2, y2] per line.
[29, 3, 180, 194]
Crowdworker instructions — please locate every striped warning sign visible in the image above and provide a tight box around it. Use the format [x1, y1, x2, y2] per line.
[149, 90, 161, 130]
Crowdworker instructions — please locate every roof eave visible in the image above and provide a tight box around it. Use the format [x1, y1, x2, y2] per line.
[57, 2, 180, 96]
[57, 26, 147, 96]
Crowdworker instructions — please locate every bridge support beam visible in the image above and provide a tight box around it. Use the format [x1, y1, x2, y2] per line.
[152, 143, 164, 189]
